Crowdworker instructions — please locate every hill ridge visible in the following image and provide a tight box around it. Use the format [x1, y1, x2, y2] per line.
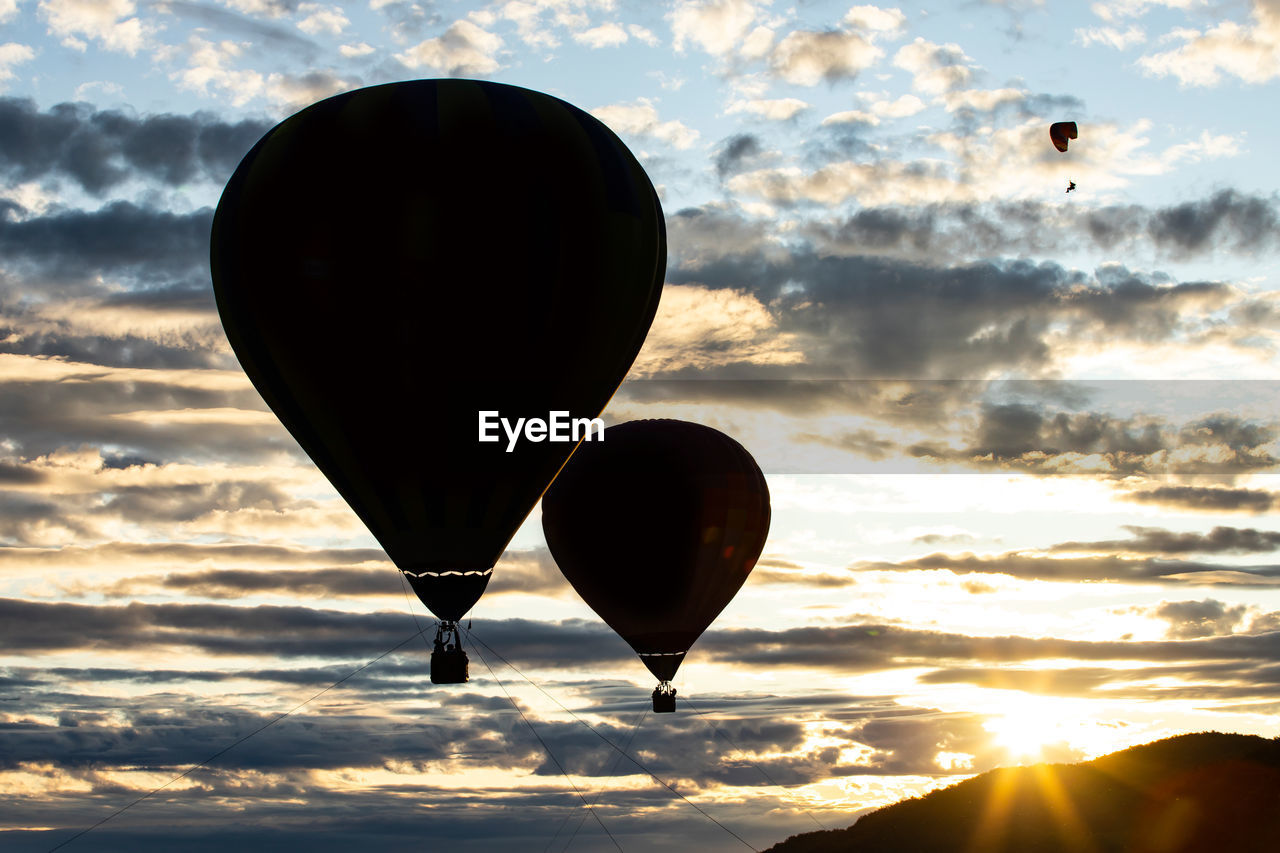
[764, 731, 1280, 852]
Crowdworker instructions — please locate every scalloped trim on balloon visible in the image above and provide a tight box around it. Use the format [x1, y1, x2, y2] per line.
[401, 568, 495, 578]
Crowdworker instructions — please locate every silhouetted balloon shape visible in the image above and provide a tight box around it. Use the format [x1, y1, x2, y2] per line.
[1050, 121, 1078, 152]
[541, 420, 770, 711]
[210, 80, 666, 639]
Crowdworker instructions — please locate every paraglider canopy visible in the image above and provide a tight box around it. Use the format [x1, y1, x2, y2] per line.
[1050, 121, 1078, 153]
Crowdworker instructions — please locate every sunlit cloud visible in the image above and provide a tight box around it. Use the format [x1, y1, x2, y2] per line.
[38, 0, 156, 55]
[395, 20, 504, 75]
[589, 97, 700, 149]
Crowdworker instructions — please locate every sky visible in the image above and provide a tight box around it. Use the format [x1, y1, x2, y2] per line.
[3, 0, 1280, 850]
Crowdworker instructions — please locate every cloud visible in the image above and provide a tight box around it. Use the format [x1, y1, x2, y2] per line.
[589, 98, 700, 149]
[38, 0, 155, 55]
[1120, 485, 1276, 513]
[629, 282, 805, 375]
[859, 551, 1280, 585]
[801, 191, 1280, 263]
[669, 0, 760, 57]
[1146, 598, 1250, 638]
[663, 233, 1237, 381]
[911, 403, 1277, 478]
[0, 97, 271, 193]
[1137, 1, 1280, 86]
[0, 43, 35, 89]
[770, 30, 882, 86]
[572, 22, 628, 49]
[893, 37, 976, 95]
[842, 5, 907, 35]
[0, 202, 211, 275]
[732, 115, 1240, 207]
[1076, 24, 1147, 49]
[1089, 0, 1204, 23]
[1051, 525, 1280, 555]
[157, 0, 320, 54]
[169, 37, 269, 105]
[714, 133, 766, 178]
[395, 20, 503, 75]
[0, 358, 296, 463]
[295, 2, 348, 36]
[726, 97, 809, 121]
[95, 547, 571, 600]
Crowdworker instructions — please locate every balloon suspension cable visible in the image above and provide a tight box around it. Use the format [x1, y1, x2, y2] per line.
[465, 628, 760, 852]
[44, 626, 429, 853]
[546, 708, 648, 853]
[680, 694, 828, 832]
[465, 634, 626, 853]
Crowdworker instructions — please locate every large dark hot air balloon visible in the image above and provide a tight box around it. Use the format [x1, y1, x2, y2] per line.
[210, 80, 665, 682]
[541, 420, 770, 712]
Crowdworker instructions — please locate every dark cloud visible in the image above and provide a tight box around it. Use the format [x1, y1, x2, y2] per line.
[911, 403, 1276, 477]
[860, 550, 1280, 585]
[1145, 190, 1280, 256]
[0, 202, 211, 279]
[95, 480, 308, 523]
[0, 462, 45, 485]
[914, 532, 977, 546]
[664, 237, 1228, 380]
[698, 622, 1280, 673]
[915, 659, 1280, 698]
[2, 540, 383, 568]
[159, 2, 318, 55]
[715, 133, 764, 179]
[0, 600, 626, 663]
[97, 547, 569, 600]
[1147, 598, 1250, 638]
[1052, 525, 1280, 555]
[799, 191, 1280, 261]
[0, 97, 271, 194]
[1121, 485, 1276, 513]
[0, 374, 288, 463]
[16, 599, 1279, 682]
[369, 0, 443, 38]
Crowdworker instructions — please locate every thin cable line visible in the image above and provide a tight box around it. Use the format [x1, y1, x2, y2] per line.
[681, 695, 828, 831]
[557, 709, 648, 853]
[467, 635, 625, 853]
[46, 627, 428, 853]
[466, 629, 759, 852]
[397, 571, 436, 654]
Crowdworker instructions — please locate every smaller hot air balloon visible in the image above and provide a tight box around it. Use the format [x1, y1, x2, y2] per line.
[542, 420, 770, 712]
[1050, 121, 1077, 153]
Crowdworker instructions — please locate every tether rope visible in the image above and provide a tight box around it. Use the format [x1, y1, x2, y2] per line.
[681, 694, 828, 831]
[466, 629, 759, 852]
[46, 626, 429, 853]
[552, 709, 649, 853]
[467, 635, 625, 852]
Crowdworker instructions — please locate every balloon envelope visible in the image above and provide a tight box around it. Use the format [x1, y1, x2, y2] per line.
[1050, 121, 1078, 152]
[541, 420, 770, 681]
[211, 80, 666, 621]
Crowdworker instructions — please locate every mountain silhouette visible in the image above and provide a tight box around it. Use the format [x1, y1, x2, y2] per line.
[765, 732, 1280, 852]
